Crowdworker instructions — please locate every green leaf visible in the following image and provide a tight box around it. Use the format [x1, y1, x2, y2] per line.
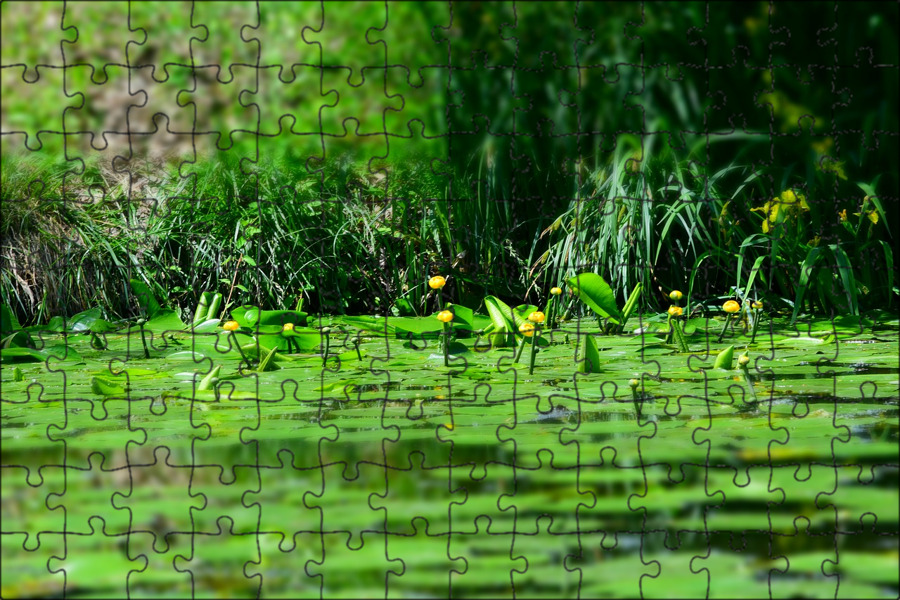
[579, 335, 602, 374]
[1, 345, 82, 364]
[511, 304, 540, 328]
[867, 240, 894, 301]
[91, 376, 126, 396]
[338, 316, 389, 335]
[198, 364, 222, 390]
[829, 244, 859, 317]
[278, 326, 323, 352]
[205, 293, 223, 322]
[567, 273, 622, 322]
[1, 330, 34, 349]
[686, 251, 711, 314]
[141, 309, 188, 332]
[743, 255, 767, 300]
[194, 292, 213, 325]
[621, 283, 642, 327]
[0, 303, 22, 335]
[0, 347, 48, 363]
[43, 307, 114, 333]
[713, 345, 735, 370]
[484, 296, 516, 329]
[192, 319, 223, 333]
[444, 303, 475, 330]
[791, 247, 823, 324]
[483, 296, 517, 347]
[129, 279, 163, 319]
[231, 307, 308, 328]
[257, 346, 279, 372]
[393, 297, 415, 316]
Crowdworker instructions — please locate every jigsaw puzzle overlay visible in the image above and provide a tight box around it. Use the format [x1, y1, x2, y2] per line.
[1, 2, 898, 598]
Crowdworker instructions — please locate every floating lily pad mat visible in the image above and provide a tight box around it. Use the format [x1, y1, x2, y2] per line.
[2, 313, 897, 597]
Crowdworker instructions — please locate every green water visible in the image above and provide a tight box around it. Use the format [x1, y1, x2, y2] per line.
[2, 314, 898, 598]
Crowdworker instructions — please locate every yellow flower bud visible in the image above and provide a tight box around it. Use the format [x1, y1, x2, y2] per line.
[518, 322, 535, 337]
[528, 311, 545, 324]
[669, 290, 683, 301]
[751, 301, 763, 310]
[282, 323, 294, 331]
[223, 320, 240, 331]
[629, 378, 639, 389]
[437, 310, 454, 323]
[723, 300, 741, 314]
[428, 276, 446, 290]
[550, 287, 562, 296]
[667, 305, 683, 317]
[738, 355, 750, 367]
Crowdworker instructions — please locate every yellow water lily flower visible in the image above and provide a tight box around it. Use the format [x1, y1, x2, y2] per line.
[437, 310, 453, 323]
[751, 301, 763, 310]
[223, 321, 240, 331]
[282, 323, 294, 331]
[528, 311, 545, 324]
[723, 300, 741, 314]
[550, 287, 562, 296]
[667, 305, 683, 317]
[669, 290, 683, 301]
[428, 276, 446, 290]
[518, 322, 535, 337]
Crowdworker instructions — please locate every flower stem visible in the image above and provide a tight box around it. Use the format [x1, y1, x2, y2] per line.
[740, 364, 758, 403]
[631, 387, 642, 418]
[514, 335, 527, 364]
[442, 322, 449, 366]
[750, 309, 761, 344]
[672, 319, 690, 353]
[528, 330, 539, 375]
[138, 321, 150, 359]
[717, 315, 731, 343]
[322, 328, 330, 367]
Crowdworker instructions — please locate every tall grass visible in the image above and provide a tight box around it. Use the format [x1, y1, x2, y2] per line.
[1, 144, 894, 326]
[531, 140, 896, 318]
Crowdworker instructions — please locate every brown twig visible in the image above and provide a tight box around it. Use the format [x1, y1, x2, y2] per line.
[222, 255, 244, 317]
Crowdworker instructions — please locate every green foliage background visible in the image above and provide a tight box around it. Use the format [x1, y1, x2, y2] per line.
[1, 1, 897, 322]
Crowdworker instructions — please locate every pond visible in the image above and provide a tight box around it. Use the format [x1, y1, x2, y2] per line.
[2, 312, 898, 598]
